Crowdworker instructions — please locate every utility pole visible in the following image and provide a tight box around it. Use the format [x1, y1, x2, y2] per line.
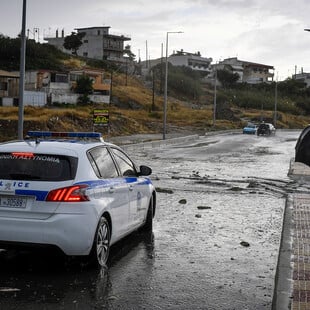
[152, 69, 155, 111]
[18, 0, 27, 140]
[163, 31, 183, 140]
[125, 57, 128, 86]
[160, 43, 163, 93]
[145, 40, 148, 68]
[213, 66, 217, 127]
[109, 71, 113, 104]
[274, 73, 278, 127]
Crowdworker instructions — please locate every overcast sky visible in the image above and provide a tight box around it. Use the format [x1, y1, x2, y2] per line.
[1, 0, 310, 80]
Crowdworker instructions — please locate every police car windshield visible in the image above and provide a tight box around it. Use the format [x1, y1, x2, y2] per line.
[0, 153, 77, 181]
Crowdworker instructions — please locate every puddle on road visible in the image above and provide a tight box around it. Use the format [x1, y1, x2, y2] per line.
[173, 140, 219, 149]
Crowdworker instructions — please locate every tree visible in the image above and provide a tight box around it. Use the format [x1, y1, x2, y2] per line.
[277, 78, 306, 97]
[63, 32, 85, 55]
[216, 69, 239, 89]
[0, 35, 68, 70]
[123, 44, 135, 61]
[75, 75, 93, 104]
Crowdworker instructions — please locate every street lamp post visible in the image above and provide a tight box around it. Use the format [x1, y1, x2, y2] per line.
[18, 0, 27, 140]
[163, 31, 183, 140]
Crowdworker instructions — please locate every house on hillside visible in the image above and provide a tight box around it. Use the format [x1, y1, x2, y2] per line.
[69, 69, 111, 95]
[24, 69, 111, 105]
[0, 70, 47, 107]
[0, 70, 19, 104]
[167, 50, 212, 73]
[293, 72, 310, 87]
[44, 26, 131, 63]
[141, 50, 213, 75]
[212, 57, 274, 84]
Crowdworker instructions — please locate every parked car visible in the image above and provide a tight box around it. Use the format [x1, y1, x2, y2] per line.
[257, 123, 276, 136]
[295, 125, 310, 166]
[0, 131, 156, 267]
[243, 123, 257, 135]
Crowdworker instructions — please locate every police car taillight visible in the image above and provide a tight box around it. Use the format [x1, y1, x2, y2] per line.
[11, 152, 34, 158]
[46, 185, 89, 202]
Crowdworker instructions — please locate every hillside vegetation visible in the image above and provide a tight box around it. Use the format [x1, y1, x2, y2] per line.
[1, 36, 310, 141]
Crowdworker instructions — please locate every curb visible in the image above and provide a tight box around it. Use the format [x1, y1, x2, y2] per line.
[272, 194, 294, 309]
[273, 157, 310, 309]
[288, 159, 310, 182]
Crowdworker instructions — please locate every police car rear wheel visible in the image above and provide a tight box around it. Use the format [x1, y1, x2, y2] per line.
[91, 217, 111, 267]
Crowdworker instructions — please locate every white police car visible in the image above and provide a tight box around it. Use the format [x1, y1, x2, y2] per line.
[0, 131, 156, 267]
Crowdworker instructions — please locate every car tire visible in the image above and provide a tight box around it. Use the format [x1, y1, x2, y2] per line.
[141, 198, 154, 232]
[89, 216, 111, 267]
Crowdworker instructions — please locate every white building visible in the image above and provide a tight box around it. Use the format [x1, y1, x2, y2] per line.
[168, 51, 212, 73]
[44, 26, 131, 62]
[213, 57, 274, 84]
[141, 50, 212, 75]
[293, 72, 310, 87]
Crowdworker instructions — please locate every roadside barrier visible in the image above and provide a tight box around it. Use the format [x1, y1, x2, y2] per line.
[121, 134, 200, 152]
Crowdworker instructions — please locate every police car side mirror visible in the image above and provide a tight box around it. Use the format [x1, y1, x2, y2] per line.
[138, 165, 152, 176]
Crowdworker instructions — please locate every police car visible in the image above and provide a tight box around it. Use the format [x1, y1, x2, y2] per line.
[0, 131, 156, 267]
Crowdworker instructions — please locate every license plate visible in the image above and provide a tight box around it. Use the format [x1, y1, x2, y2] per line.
[0, 196, 27, 209]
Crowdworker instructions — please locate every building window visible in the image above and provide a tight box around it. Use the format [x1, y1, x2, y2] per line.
[70, 74, 80, 82]
[0, 82, 8, 91]
[55, 74, 68, 83]
[83, 52, 88, 57]
[83, 40, 88, 43]
[97, 30, 100, 35]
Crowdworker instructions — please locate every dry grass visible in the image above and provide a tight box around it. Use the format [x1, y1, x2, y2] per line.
[0, 106, 90, 121]
[1, 74, 310, 141]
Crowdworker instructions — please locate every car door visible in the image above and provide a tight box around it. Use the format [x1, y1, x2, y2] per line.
[110, 148, 147, 230]
[88, 146, 130, 240]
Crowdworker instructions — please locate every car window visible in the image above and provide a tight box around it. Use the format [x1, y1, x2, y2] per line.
[88, 147, 119, 178]
[0, 152, 77, 181]
[110, 148, 137, 177]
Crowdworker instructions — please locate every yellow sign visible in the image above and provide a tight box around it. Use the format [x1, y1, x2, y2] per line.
[93, 109, 109, 126]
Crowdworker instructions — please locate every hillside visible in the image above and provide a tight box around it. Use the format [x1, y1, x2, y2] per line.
[1, 38, 310, 141]
[1, 72, 310, 142]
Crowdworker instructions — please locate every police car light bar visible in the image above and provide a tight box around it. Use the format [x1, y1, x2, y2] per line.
[26, 131, 102, 140]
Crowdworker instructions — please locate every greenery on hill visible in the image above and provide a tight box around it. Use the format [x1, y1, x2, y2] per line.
[0, 35, 117, 72]
[150, 63, 206, 101]
[219, 78, 310, 116]
[0, 35, 69, 70]
[1, 35, 310, 141]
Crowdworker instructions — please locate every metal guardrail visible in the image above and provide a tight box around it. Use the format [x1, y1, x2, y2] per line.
[121, 134, 200, 152]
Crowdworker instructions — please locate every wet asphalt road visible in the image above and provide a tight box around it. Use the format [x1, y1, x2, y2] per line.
[0, 130, 301, 310]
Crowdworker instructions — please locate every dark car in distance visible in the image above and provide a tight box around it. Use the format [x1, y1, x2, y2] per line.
[257, 123, 276, 136]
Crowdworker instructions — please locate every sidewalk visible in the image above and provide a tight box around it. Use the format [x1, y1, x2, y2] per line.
[273, 161, 310, 309]
[291, 193, 310, 310]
